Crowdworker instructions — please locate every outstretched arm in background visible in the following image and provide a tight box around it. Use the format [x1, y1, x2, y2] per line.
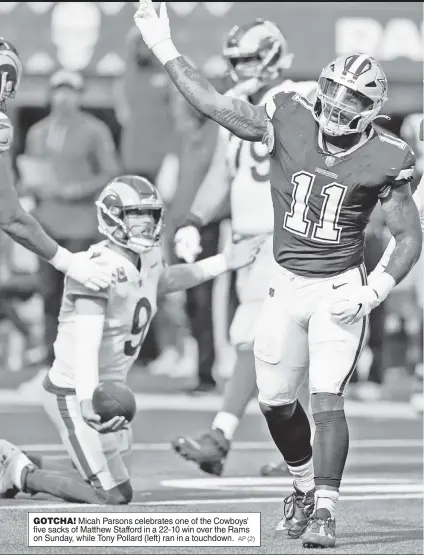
[0, 114, 110, 292]
[159, 236, 263, 295]
[189, 129, 232, 226]
[174, 128, 232, 263]
[133, 0, 268, 141]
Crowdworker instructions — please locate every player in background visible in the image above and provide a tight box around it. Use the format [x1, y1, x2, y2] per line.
[171, 19, 316, 477]
[0, 39, 112, 293]
[134, 2, 422, 548]
[0, 175, 260, 505]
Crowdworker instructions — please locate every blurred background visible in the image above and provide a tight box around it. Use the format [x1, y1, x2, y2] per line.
[0, 2, 422, 411]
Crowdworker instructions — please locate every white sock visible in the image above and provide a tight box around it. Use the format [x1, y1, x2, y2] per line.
[287, 458, 315, 493]
[315, 489, 339, 518]
[212, 412, 240, 441]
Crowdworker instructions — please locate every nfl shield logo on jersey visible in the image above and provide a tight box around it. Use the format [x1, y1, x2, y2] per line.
[325, 156, 336, 167]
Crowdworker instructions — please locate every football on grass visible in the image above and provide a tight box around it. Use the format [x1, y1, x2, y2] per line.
[92, 382, 137, 423]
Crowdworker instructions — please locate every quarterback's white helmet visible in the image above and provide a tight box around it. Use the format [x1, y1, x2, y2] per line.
[313, 53, 388, 136]
[96, 175, 164, 255]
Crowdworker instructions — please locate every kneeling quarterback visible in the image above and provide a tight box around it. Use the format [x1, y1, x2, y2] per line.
[0, 175, 259, 505]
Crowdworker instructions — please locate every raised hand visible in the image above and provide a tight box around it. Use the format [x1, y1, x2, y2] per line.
[133, 1, 171, 50]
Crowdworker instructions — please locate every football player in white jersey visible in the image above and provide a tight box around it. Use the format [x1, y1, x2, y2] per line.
[0, 175, 260, 505]
[172, 19, 316, 477]
[0, 39, 111, 294]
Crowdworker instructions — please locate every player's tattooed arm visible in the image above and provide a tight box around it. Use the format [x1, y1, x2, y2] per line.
[371, 178, 424, 274]
[380, 183, 423, 283]
[164, 57, 267, 141]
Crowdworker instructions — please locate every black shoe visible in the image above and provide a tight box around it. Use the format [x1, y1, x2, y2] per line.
[260, 460, 289, 477]
[275, 482, 315, 539]
[172, 428, 230, 476]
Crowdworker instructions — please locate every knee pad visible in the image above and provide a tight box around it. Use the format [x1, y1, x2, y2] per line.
[259, 400, 297, 421]
[311, 392, 344, 415]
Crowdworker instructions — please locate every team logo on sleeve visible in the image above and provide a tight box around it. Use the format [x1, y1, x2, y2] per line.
[263, 120, 275, 155]
[117, 267, 128, 283]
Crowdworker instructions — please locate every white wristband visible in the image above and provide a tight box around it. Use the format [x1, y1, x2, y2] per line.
[152, 39, 180, 65]
[196, 254, 228, 280]
[368, 271, 396, 302]
[49, 246, 73, 274]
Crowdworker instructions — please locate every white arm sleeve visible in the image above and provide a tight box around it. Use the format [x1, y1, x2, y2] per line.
[74, 313, 105, 401]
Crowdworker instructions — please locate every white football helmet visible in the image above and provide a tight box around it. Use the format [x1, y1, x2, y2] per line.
[313, 53, 388, 136]
[96, 175, 164, 254]
[0, 38, 22, 104]
[222, 19, 293, 83]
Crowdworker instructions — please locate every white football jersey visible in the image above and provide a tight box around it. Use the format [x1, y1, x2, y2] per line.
[225, 80, 317, 236]
[49, 241, 163, 390]
[0, 111, 13, 152]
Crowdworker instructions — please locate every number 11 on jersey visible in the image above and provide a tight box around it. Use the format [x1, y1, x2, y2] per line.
[284, 171, 348, 244]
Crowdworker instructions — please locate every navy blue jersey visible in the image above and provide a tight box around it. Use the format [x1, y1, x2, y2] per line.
[265, 91, 415, 277]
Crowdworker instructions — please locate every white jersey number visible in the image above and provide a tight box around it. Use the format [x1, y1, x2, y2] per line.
[284, 171, 348, 244]
[124, 297, 152, 357]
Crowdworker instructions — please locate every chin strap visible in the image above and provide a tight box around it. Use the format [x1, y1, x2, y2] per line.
[374, 114, 391, 122]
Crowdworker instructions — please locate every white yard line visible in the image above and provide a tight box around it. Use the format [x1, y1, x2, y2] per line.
[0, 389, 418, 420]
[17, 438, 423, 453]
[0, 493, 422, 511]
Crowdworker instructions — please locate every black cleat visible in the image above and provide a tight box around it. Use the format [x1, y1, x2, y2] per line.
[171, 428, 230, 476]
[260, 460, 289, 477]
[275, 482, 315, 539]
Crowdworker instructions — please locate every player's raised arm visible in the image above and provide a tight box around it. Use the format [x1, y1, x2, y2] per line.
[158, 236, 262, 296]
[133, 1, 267, 141]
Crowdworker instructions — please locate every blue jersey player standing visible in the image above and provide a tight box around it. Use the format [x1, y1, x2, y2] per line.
[134, 1, 423, 548]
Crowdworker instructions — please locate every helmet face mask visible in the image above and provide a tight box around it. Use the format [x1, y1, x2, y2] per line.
[223, 19, 293, 84]
[0, 39, 22, 104]
[96, 176, 164, 255]
[313, 54, 388, 137]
